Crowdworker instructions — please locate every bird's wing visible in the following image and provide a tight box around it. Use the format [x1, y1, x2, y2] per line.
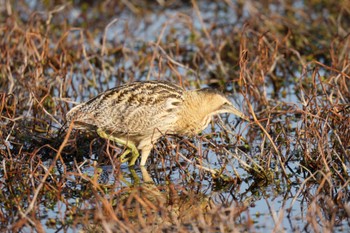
[101, 93, 183, 136]
[69, 81, 184, 136]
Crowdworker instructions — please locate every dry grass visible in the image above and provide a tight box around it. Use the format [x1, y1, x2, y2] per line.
[0, 0, 349, 232]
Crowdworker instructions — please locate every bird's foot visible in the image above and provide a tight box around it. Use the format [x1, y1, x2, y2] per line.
[97, 128, 140, 166]
[128, 151, 140, 166]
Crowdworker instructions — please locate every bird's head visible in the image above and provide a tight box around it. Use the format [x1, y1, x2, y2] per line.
[196, 88, 249, 121]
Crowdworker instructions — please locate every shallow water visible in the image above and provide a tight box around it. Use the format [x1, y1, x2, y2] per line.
[1, 0, 349, 232]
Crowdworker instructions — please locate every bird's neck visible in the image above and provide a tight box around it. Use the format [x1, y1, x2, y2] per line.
[175, 91, 214, 135]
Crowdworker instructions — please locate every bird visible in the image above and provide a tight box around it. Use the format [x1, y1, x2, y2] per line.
[66, 80, 249, 166]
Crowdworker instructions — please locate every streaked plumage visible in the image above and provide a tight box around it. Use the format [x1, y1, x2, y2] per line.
[66, 81, 248, 166]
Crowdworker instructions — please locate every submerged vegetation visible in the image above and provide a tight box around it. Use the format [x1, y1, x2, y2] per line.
[0, 0, 349, 232]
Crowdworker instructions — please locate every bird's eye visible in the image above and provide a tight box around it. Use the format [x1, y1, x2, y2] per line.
[220, 102, 230, 109]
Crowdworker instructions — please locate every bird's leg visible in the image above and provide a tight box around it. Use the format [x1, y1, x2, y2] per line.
[139, 146, 153, 166]
[128, 152, 139, 167]
[97, 128, 140, 166]
[127, 145, 149, 166]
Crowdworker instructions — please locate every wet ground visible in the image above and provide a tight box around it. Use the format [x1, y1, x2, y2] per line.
[0, 0, 349, 232]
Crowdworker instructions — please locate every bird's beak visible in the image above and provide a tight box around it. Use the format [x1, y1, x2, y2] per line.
[224, 104, 250, 121]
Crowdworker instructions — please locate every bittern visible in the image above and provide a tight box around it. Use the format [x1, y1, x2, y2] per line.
[66, 81, 248, 166]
